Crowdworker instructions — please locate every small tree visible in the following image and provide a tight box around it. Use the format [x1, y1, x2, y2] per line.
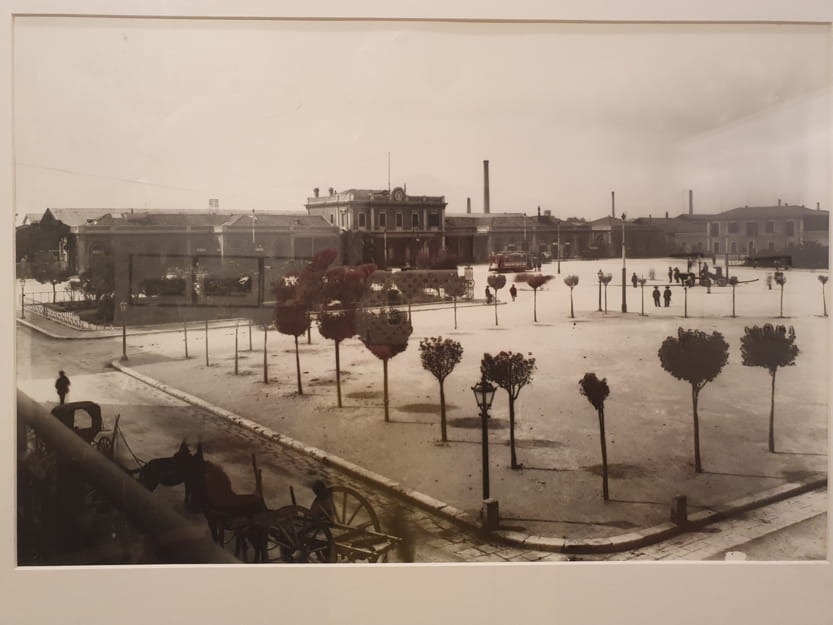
[578, 373, 611, 500]
[419, 337, 464, 442]
[658, 328, 729, 473]
[481, 351, 536, 469]
[515, 273, 553, 322]
[274, 302, 309, 395]
[445, 276, 468, 330]
[29, 252, 72, 303]
[563, 275, 579, 318]
[637, 277, 647, 316]
[600, 273, 612, 313]
[819, 275, 828, 317]
[740, 324, 799, 453]
[318, 308, 355, 407]
[357, 309, 413, 422]
[487, 274, 507, 326]
[774, 271, 787, 318]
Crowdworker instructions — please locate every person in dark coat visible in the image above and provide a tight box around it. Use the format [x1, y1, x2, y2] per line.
[484, 286, 492, 304]
[509, 284, 518, 301]
[663, 286, 672, 307]
[55, 371, 70, 405]
[631, 272, 638, 288]
[673, 267, 680, 283]
[652, 286, 661, 307]
[667, 266, 673, 283]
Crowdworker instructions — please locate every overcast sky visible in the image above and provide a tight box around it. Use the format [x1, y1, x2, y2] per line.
[12, 18, 832, 221]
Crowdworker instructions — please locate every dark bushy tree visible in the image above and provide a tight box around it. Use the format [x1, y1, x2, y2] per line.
[419, 337, 464, 442]
[579, 373, 611, 500]
[740, 324, 799, 453]
[29, 252, 72, 303]
[445, 276, 468, 330]
[357, 309, 413, 422]
[487, 274, 507, 326]
[658, 328, 729, 473]
[515, 273, 554, 322]
[274, 302, 309, 395]
[481, 351, 536, 469]
[563, 275, 579, 318]
[318, 309, 355, 407]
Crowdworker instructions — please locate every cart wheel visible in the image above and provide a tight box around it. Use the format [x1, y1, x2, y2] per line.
[314, 485, 384, 562]
[95, 436, 113, 460]
[266, 505, 334, 563]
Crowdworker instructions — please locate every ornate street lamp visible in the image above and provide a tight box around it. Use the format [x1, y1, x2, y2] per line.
[119, 300, 128, 361]
[471, 377, 496, 500]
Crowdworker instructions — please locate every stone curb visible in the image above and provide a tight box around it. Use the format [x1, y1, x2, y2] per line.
[111, 359, 827, 554]
[17, 317, 251, 341]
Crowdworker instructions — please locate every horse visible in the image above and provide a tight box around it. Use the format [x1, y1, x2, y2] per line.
[133, 440, 200, 509]
[186, 444, 269, 561]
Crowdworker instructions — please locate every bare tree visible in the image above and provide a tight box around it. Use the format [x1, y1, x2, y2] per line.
[579, 372, 611, 500]
[658, 328, 729, 473]
[274, 302, 309, 395]
[774, 271, 787, 318]
[600, 273, 612, 313]
[729, 276, 739, 318]
[515, 273, 554, 322]
[445, 275, 468, 330]
[740, 324, 799, 453]
[419, 337, 464, 442]
[481, 351, 536, 469]
[487, 274, 507, 326]
[563, 275, 579, 318]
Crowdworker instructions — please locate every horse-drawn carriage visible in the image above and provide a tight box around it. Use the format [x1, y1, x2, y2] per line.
[50, 401, 120, 460]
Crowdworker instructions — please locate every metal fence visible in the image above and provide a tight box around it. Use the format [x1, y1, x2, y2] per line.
[24, 299, 97, 330]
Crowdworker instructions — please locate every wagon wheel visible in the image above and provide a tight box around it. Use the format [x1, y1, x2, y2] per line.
[265, 505, 334, 563]
[314, 485, 384, 563]
[95, 436, 113, 460]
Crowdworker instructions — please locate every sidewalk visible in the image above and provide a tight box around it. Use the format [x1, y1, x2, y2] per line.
[17, 299, 828, 555]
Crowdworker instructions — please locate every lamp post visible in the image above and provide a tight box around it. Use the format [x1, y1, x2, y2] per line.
[19, 278, 25, 319]
[597, 269, 603, 312]
[119, 301, 128, 361]
[556, 223, 561, 274]
[471, 377, 497, 523]
[621, 212, 627, 313]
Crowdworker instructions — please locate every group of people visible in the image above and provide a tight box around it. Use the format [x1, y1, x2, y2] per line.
[484, 284, 520, 305]
[652, 285, 673, 308]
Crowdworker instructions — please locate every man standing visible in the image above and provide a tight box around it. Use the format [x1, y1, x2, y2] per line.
[663, 286, 672, 308]
[509, 284, 518, 301]
[667, 266, 673, 283]
[652, 286, 661, 307]
[631, 272, 638, 288]
[55, 371, 70, 405]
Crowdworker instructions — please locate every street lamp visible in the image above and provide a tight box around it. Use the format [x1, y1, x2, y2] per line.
[556, 223, 561, 274]
[597, 269, 603, 312]
[621, 212, 627, 313]
[471, 377, 496, 500]
[119, 300, 128, 361]
[19, 278, 25, 319]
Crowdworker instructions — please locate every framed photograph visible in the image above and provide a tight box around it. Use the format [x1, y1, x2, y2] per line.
[3, 1, 832, 624]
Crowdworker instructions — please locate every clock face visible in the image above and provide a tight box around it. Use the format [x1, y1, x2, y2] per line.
[392, 187, 405, 202]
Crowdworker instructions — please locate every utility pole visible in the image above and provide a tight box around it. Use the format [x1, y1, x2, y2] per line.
[621, 212, 628, 313]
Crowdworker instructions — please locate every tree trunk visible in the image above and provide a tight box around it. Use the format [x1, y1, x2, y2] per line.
[779, 284, 784, 317]
[383, 359, 389, 422]
[294, 335, 303, 395]
[692, 385, 702, 472]
[769, 368, 777, 453]
[234, 322, 239, 375]
[439, 380, 447, 442]
[494, 296, 499, 326]
[508, 394, 519, 469]
[263, 325, 268, 384]
[684, 287, 688, 318]
[598, 407, 609, 500]
[603, 285, 607, 313]
[732, 285, 736, 318]
[334, 340, 342, 408]
[533, 288, 538, 322]
[52, 281, 57, 303]
[453, 297, 458, 330]
[569, 290, 574, 318]
[184, 322, 189, 359]
[823, 284, 828, 317]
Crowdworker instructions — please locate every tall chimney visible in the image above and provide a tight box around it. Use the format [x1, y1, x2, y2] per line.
[689, 189, 693, 215]
[778, 198, 782, 206]
[467, 197, 471, 214]
[611, 191, 615, 218]
[817, 202, 820, 211]
[537, 205, 541, 220]
[483, 160, 490, 214]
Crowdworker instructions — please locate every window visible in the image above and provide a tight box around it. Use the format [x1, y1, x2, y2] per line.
[412, 213, 419, 228]
[745, 222, 758, 236]
[709, 223, 719, 237]
[786, 221, 795, 236]
[730, 241, 737, 253]
[728, 222, 738, 234]
[395, 213, 403, 228]
[713, 242, 720, 253]
[768, 241, 775, 251]
[428, 212, 440, 228]
[358, 213, 366, 228]
[329, 214, 334, 224]
[765, 221, 774, 233]
[379, 213, 386, 228]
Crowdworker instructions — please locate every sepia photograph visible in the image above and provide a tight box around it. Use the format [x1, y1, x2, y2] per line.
[6, 3, 833, 624]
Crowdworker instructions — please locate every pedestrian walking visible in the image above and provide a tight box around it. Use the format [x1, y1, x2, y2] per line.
[667, 266, 673, 283]
[652, 286, 661, 307]
[485, 286, 493, 304]
[631, 272, 638, 288]
[55, 370, 70, 405]
[673, 267, 680, 283]
[509, 284, 517, 301]
[663, 286, 672, 307]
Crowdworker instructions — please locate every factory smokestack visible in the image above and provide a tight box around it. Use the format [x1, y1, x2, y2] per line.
[467, 197, 471, 214]
[689, 189, 693, 215]
[611, 191, 615, 218]
[483, 160, 490, 214]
